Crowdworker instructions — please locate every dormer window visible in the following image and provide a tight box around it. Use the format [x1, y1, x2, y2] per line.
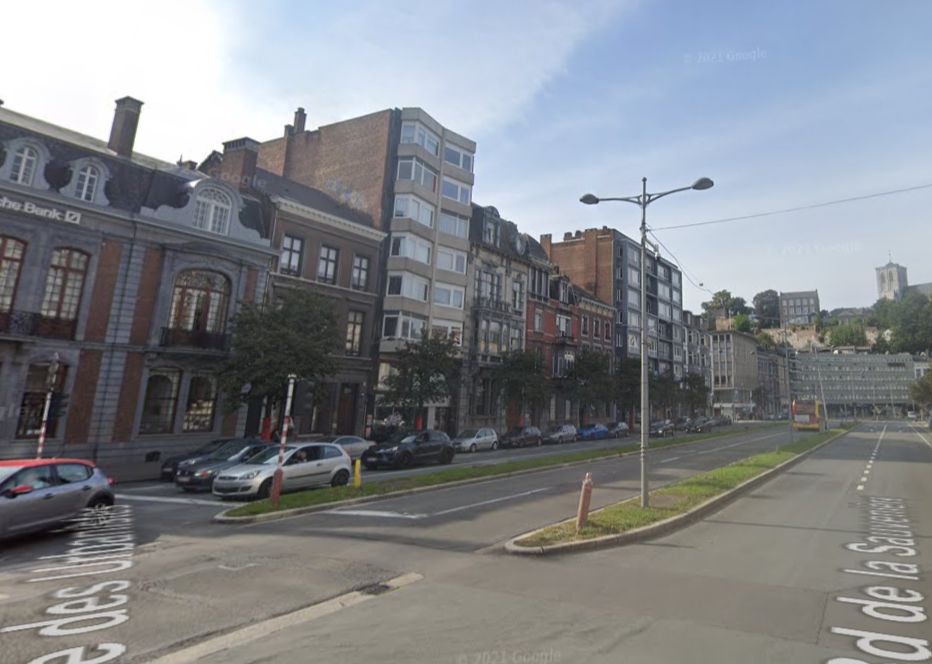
[73, 165, 100, 202]
[10, 146, 38, 185]
[193, 188, 232, 235]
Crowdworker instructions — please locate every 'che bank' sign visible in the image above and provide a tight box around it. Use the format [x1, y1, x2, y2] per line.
[0, 195, 82, 224]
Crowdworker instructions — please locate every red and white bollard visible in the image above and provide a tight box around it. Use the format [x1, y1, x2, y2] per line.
[576, 472, 593, 533]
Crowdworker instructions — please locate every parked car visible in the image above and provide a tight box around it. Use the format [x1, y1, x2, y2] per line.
[362, 430, 455, 469]
[1, 459, 115, 539]
[577, 423, 610, 440]
[674, 417, 692, 432]
[452, 428, 499, 453]
[174, 438, 271, 492]
[500, 426, 543, 448]
[299, 435, 374, 460]
[649, 420, 675, 437]
[212, 443, 352, 500]
[542, 424, 578, 444]
[688, 416, 712, 433]
[160, 438, 233, 481]
[606, 421, 630, 438]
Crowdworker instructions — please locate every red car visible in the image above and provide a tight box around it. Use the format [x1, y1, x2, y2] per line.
[0, 458, 115, 539]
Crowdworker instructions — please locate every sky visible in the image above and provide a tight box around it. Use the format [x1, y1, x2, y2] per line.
[4, 0, 931, 312]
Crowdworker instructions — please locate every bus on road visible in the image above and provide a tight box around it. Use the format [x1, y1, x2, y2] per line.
[792, 399, 824, 431]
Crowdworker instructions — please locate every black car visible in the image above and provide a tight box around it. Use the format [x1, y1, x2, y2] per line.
[362, 430, 455, 469]
[174, 438, 271, 492]
[688, 417, 712, 432]
[649, 420, 675, 437]
[500, 426, 543, 448]
[160, 438, 233, 481]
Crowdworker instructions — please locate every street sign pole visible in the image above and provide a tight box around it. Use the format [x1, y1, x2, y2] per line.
[36, 352, 61, 459]
[270, 374, 297, 509]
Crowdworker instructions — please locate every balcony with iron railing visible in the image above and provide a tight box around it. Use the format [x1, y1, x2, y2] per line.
[0, 310, 78, 340]
[159, 327, 230, 351]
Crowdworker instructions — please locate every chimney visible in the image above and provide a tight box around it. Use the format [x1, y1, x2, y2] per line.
[220, 137, 260, 190]
[108, 97, 143, 157]
[540, 233, 552, 258]
[293, 107, 306, 133]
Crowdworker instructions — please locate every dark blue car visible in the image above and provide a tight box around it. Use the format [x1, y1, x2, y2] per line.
[577, 423, 609, 440]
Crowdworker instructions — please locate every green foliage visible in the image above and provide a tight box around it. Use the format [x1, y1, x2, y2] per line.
[219, 288, 340, 411]
[909, 371, 932, 408]
[701, 289, 750, 317]
[828, 322, 868, 347]
[494, 349, 551, 420]
[752, 289, 780, 327]
[681, 372, 709, 413]
[867, 293, 932, 353]
[565, 349, 614, 417]
[733, 314, 752, 332]
[615, 357, 641, 411]
[382, 332, 459, 422]
[649, 371, 680, 413]
[755, 332, 778, 351]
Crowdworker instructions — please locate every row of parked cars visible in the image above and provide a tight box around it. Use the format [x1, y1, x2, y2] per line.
[648, 415, 733, 437]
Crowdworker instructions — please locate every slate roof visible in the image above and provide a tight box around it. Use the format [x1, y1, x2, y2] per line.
[253, 169, 375, 228]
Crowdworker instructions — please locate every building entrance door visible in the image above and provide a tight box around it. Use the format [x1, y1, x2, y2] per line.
[337, 384, 357, 434]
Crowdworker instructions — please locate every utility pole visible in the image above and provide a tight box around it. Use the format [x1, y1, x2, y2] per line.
[36, 353, 61, 459]
[270, 374, 297, 509]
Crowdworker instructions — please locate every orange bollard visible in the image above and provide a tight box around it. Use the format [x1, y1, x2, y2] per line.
[576, 472, 593, 533]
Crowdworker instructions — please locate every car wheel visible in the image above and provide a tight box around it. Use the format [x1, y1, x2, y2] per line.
[537, 437, 543, 446]
[257, 478, 273, 500]
[469, 443, 477, 453]
[331, 469, 350, 487]
[399, 452, 414, 468]
[85, 495, 114, 524]
[491, 441, 499, 451]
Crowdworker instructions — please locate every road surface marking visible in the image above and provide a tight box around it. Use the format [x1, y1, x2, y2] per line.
[147, 572, 423, 664]
[909, 425, 932, 449]
[857, 485, 864, 491]
[431, 487, 551, 516]
[323, 509, 426, 519]
[115, 493, 222, 507]
[660, 455, 682, 464]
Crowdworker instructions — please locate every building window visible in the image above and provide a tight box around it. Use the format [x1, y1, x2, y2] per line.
[593, 319, 601, 338]
[658, 302, 672, 319]
[431, 318, 462, 345]
[73, 165, 99, 202]
[386, 272, 429, 301]
[9, 146, 38, 185]
[16, 363, 67, 439]
[193, 188, 232, 235]
[40, 248, 89, 321]
[439, 212, 468, 238]
[477, 271, 502, 301]
[0, 236, 26, 313]
[390, 234, 432, 264]
[581, 316, 589, 336]
[397, 158, 438, 192]
[169, 270, 230, 333]
[393, 194, 435, 228]
[556, 314, 571, 336]
[512, 280, 523, 311]
[488, 321, 502, 354]
[433, 283, 464, 309]
[351, 255, 370, 290]
[382, 311, 427, 340]
[436, 247, 466, 274]
[658, 283, 671, 300]
[509, 325, 522, 351]
[280, 234, 304, 276]
[605, 322, 611, 341]
[628, 267, 640, 286]
[443, 145, 474, 172]
[534, 309, 543, 332]
[400, 122, 440, 155]
[317, 245, 339, 284]
[483, 220, 499, 246]
[182, 375, 217, 432]
[442, 177, 471, 205]
[140, 370, 181, 434]
[345, 311, 364, 355]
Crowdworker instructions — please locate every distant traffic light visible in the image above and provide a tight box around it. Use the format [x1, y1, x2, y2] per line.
[48, 392, 70, 419]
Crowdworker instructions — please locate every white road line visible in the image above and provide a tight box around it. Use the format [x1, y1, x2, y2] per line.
[115, 493, 222, 507]
[147, 573, 423, 664]
[857, 485, 864, 491]
[909, 425, 932, 449]
[660, 456, 682, 464]
[323, 509, 426, 520]
[431, 487, 551, 516]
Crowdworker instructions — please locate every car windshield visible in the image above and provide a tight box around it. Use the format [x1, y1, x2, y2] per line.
[456, 430, 478, 438]
[245, 447, 293, 465]
[207, 440, 252, 460]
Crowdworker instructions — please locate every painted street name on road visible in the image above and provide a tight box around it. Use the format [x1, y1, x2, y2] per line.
[827, 495, 928, 663]
[0, 505, 139, 664]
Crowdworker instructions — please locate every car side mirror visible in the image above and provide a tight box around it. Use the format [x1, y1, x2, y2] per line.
[5, 485, 33, 498]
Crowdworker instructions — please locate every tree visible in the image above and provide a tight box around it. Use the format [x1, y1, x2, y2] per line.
[890, 292, 932, 354]
[219, 288, 340, 418]
[649, 371, 679, 417]
[701, 289, 750, 317]
[382, 332, 459, 426]
[867, 298, 897, 329]
[733, 314, 752, 333]
[681, 372, 709, 414]
[615, 357, 641, 417]
[731, 297, 752, 316]
[752, 289, 780, 328]
[564, 349, 614, 424]
[828, 322, 868, 347]
[755, 331, 778, 351]
[494, 349, 551, 425]
[909, 372, 932, 411]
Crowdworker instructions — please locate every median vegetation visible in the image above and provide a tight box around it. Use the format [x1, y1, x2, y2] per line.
[223, 424, 778, 518]
[514, 425, 852, 548]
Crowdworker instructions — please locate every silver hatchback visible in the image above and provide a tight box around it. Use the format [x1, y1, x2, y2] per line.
[0, 459, 115, 539]
[212, 443, 352, 500]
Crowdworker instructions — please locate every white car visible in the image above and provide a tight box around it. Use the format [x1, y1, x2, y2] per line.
[451, 428, 499, 452]
[304, 435, 374, 460]
[212, 443, 352, 500]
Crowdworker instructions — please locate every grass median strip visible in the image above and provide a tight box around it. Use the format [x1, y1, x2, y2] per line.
[514, 426, 848, 548]
[224, 424, 778, 517]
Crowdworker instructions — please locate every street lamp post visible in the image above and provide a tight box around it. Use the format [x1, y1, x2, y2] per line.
[581, 176, 713, 507]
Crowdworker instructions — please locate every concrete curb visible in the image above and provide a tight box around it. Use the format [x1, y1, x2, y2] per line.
[213, 425, 777, 525]
[504, 426, 853, 556]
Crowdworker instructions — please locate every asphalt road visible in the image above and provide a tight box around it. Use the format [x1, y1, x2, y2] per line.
[5, 421, 926, 664]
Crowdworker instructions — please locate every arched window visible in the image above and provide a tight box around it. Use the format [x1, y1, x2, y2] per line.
[182, 375, 217, 432]
[0, 236, 26, 314]
[73, 165, 100, 202]
[9, 146, 38, 185]
[40, 248, 89, 321]
[139, 370, 181, 434]
[193, 187, 232, 235]
[169, 270, 230, 333]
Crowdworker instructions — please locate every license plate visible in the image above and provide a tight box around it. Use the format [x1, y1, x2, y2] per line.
[177, 476, 190, 483]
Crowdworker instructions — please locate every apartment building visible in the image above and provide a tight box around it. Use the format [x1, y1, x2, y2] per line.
[255, 107, 476, 432]
[779, 289, 820, 327]
[710, 331, 760, 418]
[683, 310, 711, 403]
[0, 98, 274, 479]
[540, 227, 687, 379]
